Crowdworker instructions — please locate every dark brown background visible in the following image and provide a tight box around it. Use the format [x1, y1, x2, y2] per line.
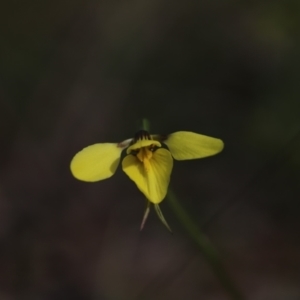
[1, 1, 300, 299]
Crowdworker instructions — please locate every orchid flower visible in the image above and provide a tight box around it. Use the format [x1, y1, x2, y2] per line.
[70, 130, 224, 230]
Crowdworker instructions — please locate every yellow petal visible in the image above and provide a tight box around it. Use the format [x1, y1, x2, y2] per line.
[122, 148, 173, 204]
[164, 131, 224, 160]
[70, 143, 123, 182]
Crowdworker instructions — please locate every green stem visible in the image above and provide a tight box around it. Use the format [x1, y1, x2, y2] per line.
[142, 118, 150, 131]
[167, 189, 243, 300]
[139, 118, 242, 299]
[139, 118, 150, 131]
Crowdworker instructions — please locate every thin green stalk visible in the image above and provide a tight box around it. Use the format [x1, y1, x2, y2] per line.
[136, 118, 151, 132]
[142, 118, 150, 132]
[167, 189, 243, 300]
[140, 118, 242, 299]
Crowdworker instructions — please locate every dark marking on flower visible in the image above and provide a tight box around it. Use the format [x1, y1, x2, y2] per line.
[130, 149, 140, 156]
[133, 130, 152, 143]
[129, 144, 158, 156]
[160, 134, 168, 141]
[152, 134, 167, 142]
[149, 144, 158, 152]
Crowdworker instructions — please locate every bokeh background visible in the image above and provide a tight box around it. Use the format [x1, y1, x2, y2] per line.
[1, 1, 300, 299]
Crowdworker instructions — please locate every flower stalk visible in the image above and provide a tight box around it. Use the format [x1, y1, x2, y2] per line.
[167, 189, 243, 300]
[141, 118, 243, 300]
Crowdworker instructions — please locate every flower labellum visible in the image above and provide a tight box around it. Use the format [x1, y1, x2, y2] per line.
[70, 130, 224, 230]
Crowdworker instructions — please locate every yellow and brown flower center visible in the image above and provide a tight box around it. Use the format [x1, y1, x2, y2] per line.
[136, 146, 153, 172]
[126, 130, 161, 173]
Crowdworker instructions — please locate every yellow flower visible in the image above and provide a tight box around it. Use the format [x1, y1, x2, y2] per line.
[70, 130, 224, 230]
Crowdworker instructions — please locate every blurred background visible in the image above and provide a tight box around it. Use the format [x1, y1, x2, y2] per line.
[1, 0, 300, 299]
